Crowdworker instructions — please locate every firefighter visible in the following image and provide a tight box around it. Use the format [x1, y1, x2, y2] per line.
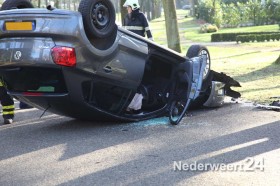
[123, 0, 153, 40]
[0, 80, 14, 124]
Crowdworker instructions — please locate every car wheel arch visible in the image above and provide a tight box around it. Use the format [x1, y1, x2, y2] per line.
[1, 0, 34, 10]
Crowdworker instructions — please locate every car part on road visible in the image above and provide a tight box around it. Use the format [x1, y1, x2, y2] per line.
[271, 100, 280, 107]
[256, 103, 280, 112]
[270, 96, 280, 99]
[203, 81, 225, 107]
[211, 71, 241, 98]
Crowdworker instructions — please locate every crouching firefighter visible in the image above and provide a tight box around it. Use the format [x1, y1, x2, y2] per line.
[0, 79, 14, 124]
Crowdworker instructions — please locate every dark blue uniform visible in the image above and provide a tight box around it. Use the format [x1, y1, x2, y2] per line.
[123, 9, 153, 40]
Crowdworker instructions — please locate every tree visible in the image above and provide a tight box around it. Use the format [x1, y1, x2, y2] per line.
[276, 55, 280, 64]
[114, 0, 120, 13]
[276, 3, 280, 23]
[197, 0, 222, 27]
[162, 0, 181, 53]
[263, 0, 279, 24]
[54, 0, 59, 8]
[152, 0, 162, 19]
[120, 0, 127, 25]
[247, 0, 264, 25]
[222, 3, 241, 27]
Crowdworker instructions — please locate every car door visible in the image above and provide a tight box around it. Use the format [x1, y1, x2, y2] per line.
[91, 33, 149, 114]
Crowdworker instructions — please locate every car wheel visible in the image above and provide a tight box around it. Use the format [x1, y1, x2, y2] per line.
[1, 0, 34, 10]
[186, 45, 211, 80]
[187, 45, 213, 108]
[78, 0, 116, 39]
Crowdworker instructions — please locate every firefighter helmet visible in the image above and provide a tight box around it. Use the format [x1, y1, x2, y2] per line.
[123, 0, 140, 10]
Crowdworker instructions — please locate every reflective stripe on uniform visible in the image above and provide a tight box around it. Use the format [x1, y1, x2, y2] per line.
[3, 105, 15, 109]
[145, 27, 150, 31]
[0, 81, 3, 86]
[3, 111, 14, 115]
[124, 26, 144, 31]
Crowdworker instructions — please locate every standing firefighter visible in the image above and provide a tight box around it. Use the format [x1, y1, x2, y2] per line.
[0, 80, 14, 124]
[123, 0, 153, 40]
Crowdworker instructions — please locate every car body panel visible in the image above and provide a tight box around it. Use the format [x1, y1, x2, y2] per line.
[0, 38, 55, 64]
[203, 81, 225, 107]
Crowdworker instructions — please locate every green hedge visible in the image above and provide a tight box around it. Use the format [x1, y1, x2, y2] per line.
[211, 32, 280, 42]
[236, 33, 280, 43]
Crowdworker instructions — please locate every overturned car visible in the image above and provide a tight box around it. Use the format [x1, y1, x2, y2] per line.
[0, 0, 240, 124]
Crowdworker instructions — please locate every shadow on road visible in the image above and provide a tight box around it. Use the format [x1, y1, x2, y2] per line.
[1, 104, 279, 185]
[59, 120, 280, 185]
[0, 110, 152, 162]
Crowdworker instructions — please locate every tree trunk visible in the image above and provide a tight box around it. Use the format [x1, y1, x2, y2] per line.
[162, 0, 181, 53]
[190, 0, 194, 16]
[151, 0, 155, 20]
[114, 0, 119, 13]
[155, 0, 162, 19]
[73, 0, 76, 11]
[120, 0, 127, 26]
[151, 0, 161, 20]
[140, 0, 145, 13]
[54, 0, 59, 8]
[146, 0, 151, 21]
[276, 55, 280, 64]
[67, 0, 71, 10]
[141, 0, 146, 15]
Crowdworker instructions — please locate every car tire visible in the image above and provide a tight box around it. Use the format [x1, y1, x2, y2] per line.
[187, 45, 213, 109]
[1, 0, 34, 10]
[186, 45, 211, 80]
[78, 0, 116, 39]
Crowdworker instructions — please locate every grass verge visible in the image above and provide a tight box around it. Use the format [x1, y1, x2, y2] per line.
[210, 46, 280, 103]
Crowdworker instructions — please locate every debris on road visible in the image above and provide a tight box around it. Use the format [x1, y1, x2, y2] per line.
[270, 96, 280, 99]
[256, 100, 280, 112]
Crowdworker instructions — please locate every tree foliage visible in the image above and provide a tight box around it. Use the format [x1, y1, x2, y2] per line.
[197, 0, 222, 27]
[222, 3, 242, 27]
[197, 0, 280, 28]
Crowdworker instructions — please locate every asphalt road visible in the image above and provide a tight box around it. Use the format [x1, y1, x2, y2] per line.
[0, 101, 279, 186]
